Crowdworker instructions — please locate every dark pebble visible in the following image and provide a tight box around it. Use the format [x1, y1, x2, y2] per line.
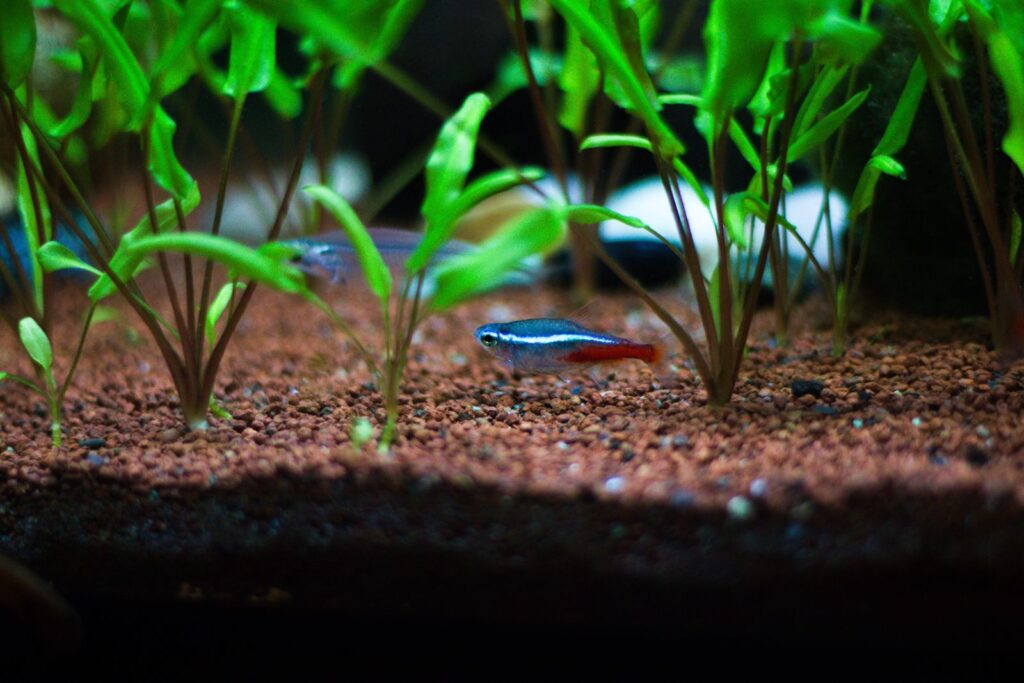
[929, 454, 948, 466]
[965, 447, 990, 467]
[672, 435, 690, 448]
[791, 379, 825, 399]
[78, 437, 106, 449]
[813, 405, 838, 416]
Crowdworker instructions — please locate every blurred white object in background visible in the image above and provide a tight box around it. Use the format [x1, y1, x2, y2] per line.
[600, 177, 849, 276]
[215, 153, 371, 244]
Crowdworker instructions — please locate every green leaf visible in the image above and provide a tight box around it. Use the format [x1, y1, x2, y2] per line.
[810, 11, 882, 65]
[54, 0, 151, 131]
[429, 206, 565, 311]
[262, 67, 302, 119]
[986, 28, 1024, 177]
[558, 25, 600, 135]
[18, 317, 53, 371]
[723, 193, 752, 249]
[224, 0, 275, 96]
[89, 182, 201, 302]
[206, 281, 246, 344]
[547, 0, 682, 157]
[446, 167, 545, 223]
[0, 0, 36, 88]
[564, 204, 647, 228]
[124, 233, 307, 293]
[407, 92, 491, 273]
[304, 184, 392, 302]
[38, 242, 102, 277]
[243, 0, 422, 91]
[149, 0, 223, 99]
[580, 131, 710, 207]
[148, 107, 195, 200]
[874, 59, 926, 156]
[0, 372, 6, 382]
[14, 121, 51, 311]
[48, 48, 96, 138]
[787, 87, 870, 161]
[580, 132, 653, 151]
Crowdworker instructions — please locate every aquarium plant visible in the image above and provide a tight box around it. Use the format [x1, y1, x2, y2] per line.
[1, 0, 338, 431]
[886, 0, 1024, 351]
[530, 0, 884, 403]
[304, 92, 561, 451]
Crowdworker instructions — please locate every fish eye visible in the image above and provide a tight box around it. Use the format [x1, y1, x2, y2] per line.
[480, 333, 498, 347]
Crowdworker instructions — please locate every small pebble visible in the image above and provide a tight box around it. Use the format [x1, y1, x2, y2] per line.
[78, 437, 106, 449]
[670, 489, 695, 507]
[726, 495, 755, 521]
[604, 476, 626, 494]
[790, 379, 825, 399]
[749, 478, 768, 498]
[966, 447, 990, 467]
[85, 452, 107, 467]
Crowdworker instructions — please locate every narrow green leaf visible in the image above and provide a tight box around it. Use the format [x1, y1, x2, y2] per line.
[15, 121, 51, 311]
[124, 233, 307, 293]
[558, 25, 599, 135]
[0, 0, 35, 88]
[48, 48, 96, 138]
[18, 317, 53, 371]
[810, 11, 882, 65]
[580, 133, 653, 151]
[224, 1, 275, 96]
[445, 167, 545, 224]
[149, 0, 223, 99]
[547, 0, 682, 157]
[869, 154, 907, 179]
[242, 0, 422, 91]
[206, 281, 246, 344]
[54, 0, 151, 130]
[262, 67, 302, 119]
[565, 204, 647, 228]
[429, 206, 565, 311]
[787, 87, 870, 161]
[38, 242, 102, 277]
[874, 58, 926, 156]
[89, 183, 201, 302]
[986, 30, 1024, 177]
[407, 92, 491, 273]
[580, 132, 709, 206]
[304, 184, 392, 302]
[723, 193, 752, 249]
[420, 93, 490, 223]
[148, 107, 195, 200]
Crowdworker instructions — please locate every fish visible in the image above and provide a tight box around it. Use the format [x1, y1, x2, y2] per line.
[474, 318, 663, 375]
[282, 227, 539, 286]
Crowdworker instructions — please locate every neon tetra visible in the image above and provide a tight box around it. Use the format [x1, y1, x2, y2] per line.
[474, 318, 662, 374]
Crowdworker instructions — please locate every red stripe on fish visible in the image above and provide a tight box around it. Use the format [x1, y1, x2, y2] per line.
[561, 342, 662, 364]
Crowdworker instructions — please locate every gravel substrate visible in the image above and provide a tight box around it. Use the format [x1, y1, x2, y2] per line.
[2, 279, 1024, 656]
